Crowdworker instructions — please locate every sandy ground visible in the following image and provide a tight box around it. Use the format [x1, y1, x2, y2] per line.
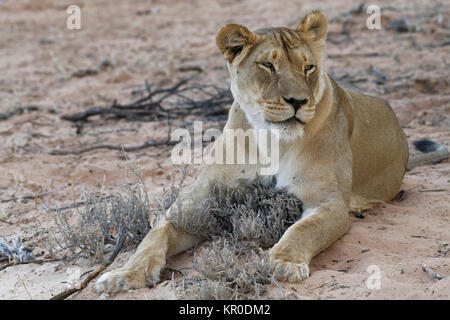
[0, 0, 449, 300]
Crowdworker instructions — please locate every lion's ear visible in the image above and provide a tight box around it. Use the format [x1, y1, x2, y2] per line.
[297, 10, 328, 43]
[216, 24, 257, 63]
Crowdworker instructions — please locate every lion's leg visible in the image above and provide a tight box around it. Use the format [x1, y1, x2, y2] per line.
[269, 200, 350, 282]
[96, 101, 260, 293]
[95, 169, 255, 294]
[95, 217, 201, 293]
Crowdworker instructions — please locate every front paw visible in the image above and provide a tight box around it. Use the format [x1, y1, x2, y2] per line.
[95, 265, 162, 294]
[269, 256, 310, 282]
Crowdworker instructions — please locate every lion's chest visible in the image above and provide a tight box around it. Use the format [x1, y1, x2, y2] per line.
[273, 148, 304, 191]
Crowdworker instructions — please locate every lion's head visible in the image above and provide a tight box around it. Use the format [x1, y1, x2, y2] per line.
[216, 10, 328, 140]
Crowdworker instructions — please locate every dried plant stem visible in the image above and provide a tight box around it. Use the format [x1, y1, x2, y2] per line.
[0, 219, 12, 225]
[50, 139, 177, 156]
[0, 106, 40, 121]
[422, 264, 447, 280]
[0, 193, 49, 203]
[51, 231, 128, 300]
[60, 77, 232, 124]
[0, 258, 62, 272]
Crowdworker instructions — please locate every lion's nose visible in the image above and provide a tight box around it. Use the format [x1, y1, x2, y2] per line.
[284, 97, 309, 112]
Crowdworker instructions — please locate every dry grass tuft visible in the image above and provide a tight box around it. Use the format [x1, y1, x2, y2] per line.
[171, 177, 303, 300]
[177, 239, 275, 300]
[170, 177, 303, 247]
[51, 165, 303, 299]
[0, 236, 34, 262]
[152, 165, 191, 219]
[53, 169, 151, 263]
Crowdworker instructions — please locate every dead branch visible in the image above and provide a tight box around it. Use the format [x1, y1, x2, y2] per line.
[349, 3, 365, 15]
[50, 139, 178, 156]
[1, 193, 49, 203]
[42, 195, 115, 212]
[387, 17, 420, 33]
[425, 40, 450, 49]
[61, 106, 140, 122]
[60, 77, 232, 124]
[55, 78, 231, 156]
[407, 148, 449, 170]
[367, 66, 388, 84]
[433, 248, 450, 258]
[418, 189, 447, 193]
[50, 229, 128, 300]
[71, 59, 113, 78]
[422, 264, 447, 280]
[0, 258, 62, 272]
[0, 106, 41, 121]
[328, 52, 385, 59]
[0, 219, 12, 225]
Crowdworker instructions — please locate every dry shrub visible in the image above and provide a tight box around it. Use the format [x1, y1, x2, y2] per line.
[178, 239, 275, 300]
[0, 236, 34, 262]
[53, 169, 151, 263]
[152, 165, 191, 218]
[52, 165, 303, 299]
[172, 177, 304, 300]
[170, 177, 303, 247]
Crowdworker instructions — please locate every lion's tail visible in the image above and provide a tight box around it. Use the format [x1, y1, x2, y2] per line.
[407, 139, 449, 170]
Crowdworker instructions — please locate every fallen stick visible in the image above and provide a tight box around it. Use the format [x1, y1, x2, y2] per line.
[60, 78, 232, 124]
[41, 195, 115, 213]
[328, 52, 385, 59]
[61, 106, 145, 122]
[418, 189, 447, 193]
[407, 148, 449, 170]
[0, 106, 41, 121]
[0, 193, 49, 203]
[0, 258, 62, 272]
[50, 140, 178, 156]
[50, 230, 128, 300]
[0, 219, 12, 225]
[422, 264, 446, 280]
[433, 248, 450, 258]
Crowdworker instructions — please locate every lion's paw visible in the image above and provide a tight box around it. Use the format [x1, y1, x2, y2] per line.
[270, 258, 310, 282]
[95, 267, 160, 294]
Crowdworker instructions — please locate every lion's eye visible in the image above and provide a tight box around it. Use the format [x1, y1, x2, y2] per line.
[230, 46, 243, 56]
[259, 61, 275, 72]
[304, 65, 315, 73]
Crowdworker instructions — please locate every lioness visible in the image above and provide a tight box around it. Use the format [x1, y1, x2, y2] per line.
[96, 10, 409, 293]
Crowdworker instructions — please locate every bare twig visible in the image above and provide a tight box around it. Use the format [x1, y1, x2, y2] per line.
[42, 195, 114, 212]
[0, 106, 41, 121]
[367, 66, 387, 84]
[407, 148, 449, 170]
[0, 219, 12, 225]
[418, 189, 447, 193]
[422, 264, 447, 280]
[0, 258, 62, 272]
[55, 78, 232, 156]
[50, 230, 128, 300]
[425, 40, 450, 49]
[433, 248, 450, 258]
[349, 3, 365, 14]
[328, 52, 385, 59]
[1, 193, 49, 203]
[60, 78, 232, 124]
[50, 140, 178, 156]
